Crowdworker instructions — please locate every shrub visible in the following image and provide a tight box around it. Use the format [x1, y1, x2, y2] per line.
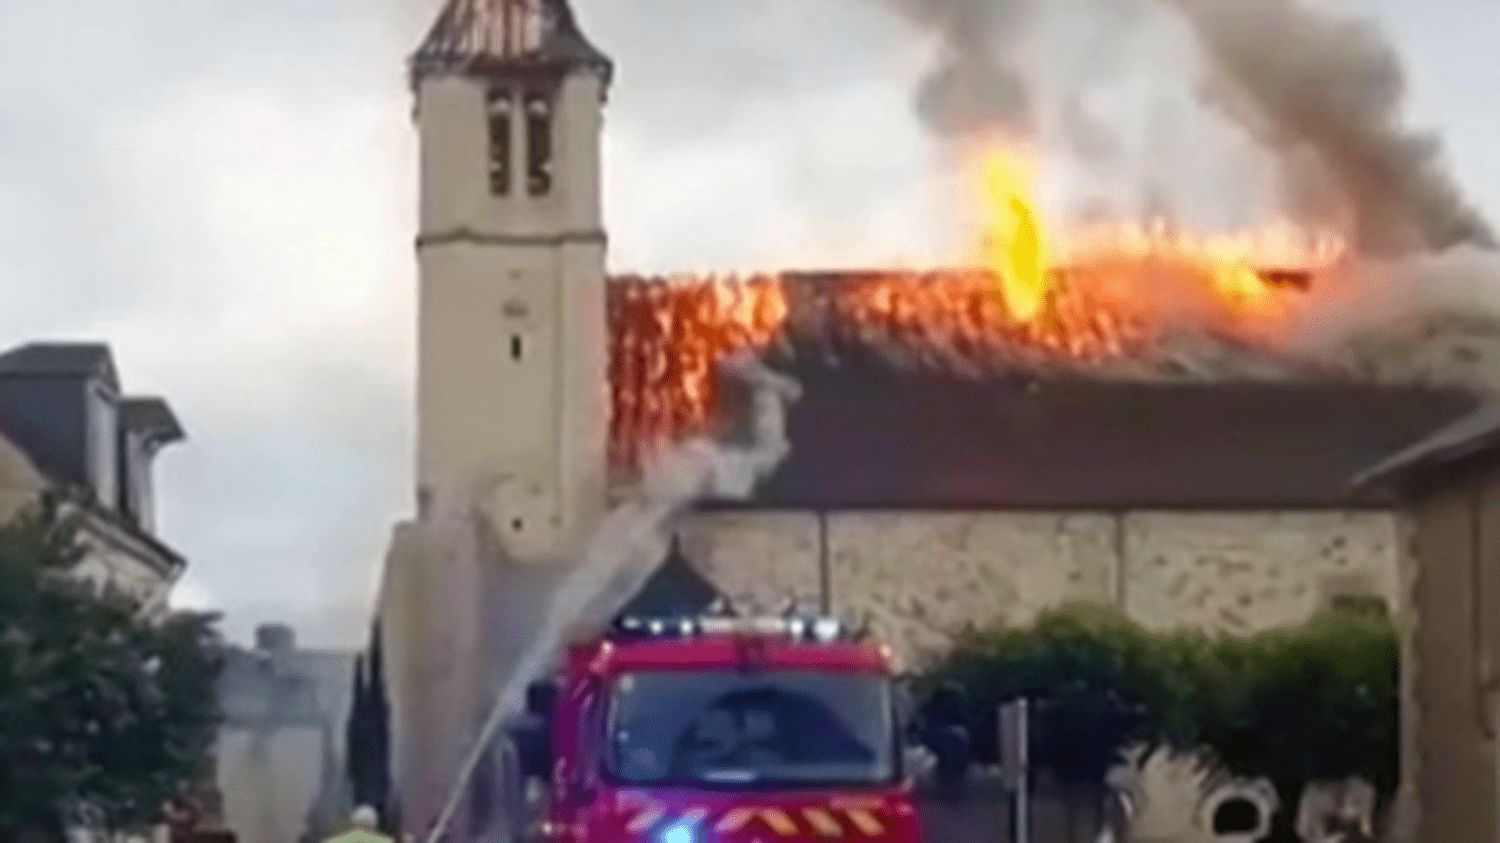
[921, 602, 1399, 816]
[925, 604, 1198, 786]
[1191, 604, 1400, 840]
[0, 498, 223, 838]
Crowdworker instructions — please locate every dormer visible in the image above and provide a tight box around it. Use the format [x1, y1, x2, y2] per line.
[0, 343, 184, 532]
[0, 342, 122, 507]
[120, 397, 185, 534]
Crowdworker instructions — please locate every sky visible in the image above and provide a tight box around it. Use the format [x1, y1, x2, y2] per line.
[0, 0, 1495, 648]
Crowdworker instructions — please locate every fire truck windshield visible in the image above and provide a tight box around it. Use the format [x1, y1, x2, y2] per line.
[607, 670, 897, 789]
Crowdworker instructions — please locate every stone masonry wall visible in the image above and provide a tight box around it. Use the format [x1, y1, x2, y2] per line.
[681, 509, 1400, 663]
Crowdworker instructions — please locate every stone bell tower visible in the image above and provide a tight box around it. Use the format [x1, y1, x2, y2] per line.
[411, 0, 611, 560]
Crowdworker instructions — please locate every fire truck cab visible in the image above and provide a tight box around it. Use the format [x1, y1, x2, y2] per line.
[510, 615, 925, 842]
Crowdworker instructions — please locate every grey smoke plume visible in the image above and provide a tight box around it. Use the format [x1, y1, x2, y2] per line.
[1152, 0, 1493, 255]
[425, 353, 802, 842]
[882, 0, 1036, 139]
[880, 0, 1493, 256]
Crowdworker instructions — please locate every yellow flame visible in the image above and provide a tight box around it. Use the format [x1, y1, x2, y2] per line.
[977, 149, 1051, 322]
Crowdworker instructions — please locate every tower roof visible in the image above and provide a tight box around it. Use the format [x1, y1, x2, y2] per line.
[412, 0, 612, 84]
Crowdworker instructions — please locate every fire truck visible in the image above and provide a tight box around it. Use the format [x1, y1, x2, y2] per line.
[504, 613, 928, 842]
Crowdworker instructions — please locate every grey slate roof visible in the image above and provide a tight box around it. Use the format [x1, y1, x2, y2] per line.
[0, 342, 118, 390]
[707, 362, 1481, 510]
[616, 539, 721, 620]
[1352, 401, 1500, 488]
[122, 396, 186, 445]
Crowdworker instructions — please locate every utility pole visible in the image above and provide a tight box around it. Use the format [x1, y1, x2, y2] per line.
[1000, 699, 1030, 843]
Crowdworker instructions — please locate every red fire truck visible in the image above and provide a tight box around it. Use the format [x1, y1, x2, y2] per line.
[508, 614, 926, 842]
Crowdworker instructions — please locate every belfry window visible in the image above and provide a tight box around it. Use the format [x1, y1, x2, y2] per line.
[525, 92, 553, 196]
[485, 88, 514, 196]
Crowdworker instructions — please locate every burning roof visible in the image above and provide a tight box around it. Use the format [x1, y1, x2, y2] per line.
[605, 271, 1478, 508]
[604, 145, 1375, 465]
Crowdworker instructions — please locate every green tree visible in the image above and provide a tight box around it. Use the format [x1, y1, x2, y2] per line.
[930, 604, 1197, 783]
[0, 497, 222, 839]
[1191, 603, 1400, 842]
[922, 603, 1399, 842]
[345, 624, 393, 830]
[925, 605, 1200, 841]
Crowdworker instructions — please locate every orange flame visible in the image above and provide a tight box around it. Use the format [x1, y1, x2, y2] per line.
[978, 150, 1051, 322]
[961, 144, 1347, 357]
[606, 144, 1349, 468]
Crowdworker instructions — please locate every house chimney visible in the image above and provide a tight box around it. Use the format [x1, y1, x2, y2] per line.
[255, 623, 297, 653]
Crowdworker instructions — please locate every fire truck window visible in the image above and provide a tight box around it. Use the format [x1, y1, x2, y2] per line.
[608, 670, 895, 787]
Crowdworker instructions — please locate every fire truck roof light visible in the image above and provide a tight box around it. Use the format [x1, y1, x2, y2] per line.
[616, 614, 853, 641]
[812, 617, 843, 643]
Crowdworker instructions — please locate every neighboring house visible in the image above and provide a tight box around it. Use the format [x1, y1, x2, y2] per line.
[1357, 404, 1500, 843]
[216, 624, 356, 843]
[0, 342, 186, 610]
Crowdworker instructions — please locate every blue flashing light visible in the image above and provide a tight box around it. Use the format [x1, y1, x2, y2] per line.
[660, 823, 697, 843]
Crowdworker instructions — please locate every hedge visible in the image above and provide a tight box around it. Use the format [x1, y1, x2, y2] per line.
[920, 601, 1399, 810]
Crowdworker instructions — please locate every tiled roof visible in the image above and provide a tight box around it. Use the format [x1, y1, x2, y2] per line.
[412, 0, 611, 82]
[605, 272, 1480, 509]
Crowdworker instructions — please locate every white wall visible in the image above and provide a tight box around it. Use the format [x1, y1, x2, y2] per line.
[414, 69, 607, 562]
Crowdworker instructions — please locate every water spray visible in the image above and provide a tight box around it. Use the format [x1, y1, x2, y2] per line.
[422, 353, 801, 842]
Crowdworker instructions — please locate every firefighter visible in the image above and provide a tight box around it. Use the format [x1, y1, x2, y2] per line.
[324, 806, 393, 843]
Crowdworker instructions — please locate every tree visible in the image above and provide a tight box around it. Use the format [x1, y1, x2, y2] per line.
[1191, 603, 1400, 842]
[0, 497, 222, 839]
[922, 602, 1400, 842]
[345, 623, 393, 829]
[929, 604, 1197, 783]
[925, 605, 1199, 842]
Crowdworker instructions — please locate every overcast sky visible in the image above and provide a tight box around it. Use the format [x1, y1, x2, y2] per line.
[0, 1, 1495, 648]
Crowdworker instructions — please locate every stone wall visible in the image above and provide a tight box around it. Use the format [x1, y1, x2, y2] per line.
[682, 509, 1399, 662]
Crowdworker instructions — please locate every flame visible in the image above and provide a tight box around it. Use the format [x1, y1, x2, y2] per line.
[606, 144, 1350, 468]
[968, 144, 1346, 352]
[978, 150, 1051, 322]
[609, 274, 787, 469]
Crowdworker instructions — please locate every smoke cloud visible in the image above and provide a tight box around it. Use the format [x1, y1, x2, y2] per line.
[879, 0, 1494, 257]
[1161, 0, 1494, 255]
[880, 0, 1037, 140]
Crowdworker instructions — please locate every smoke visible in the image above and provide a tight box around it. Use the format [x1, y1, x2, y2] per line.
[1161, 0, 1494, 256]
[1279, 247, 1500, 390]
[880, 0, 1037, 140]
[425, 353, 803, 842]
[878, 0, 1494, 257]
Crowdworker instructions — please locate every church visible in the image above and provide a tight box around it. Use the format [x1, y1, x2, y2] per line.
[372, 1, 1481, 839]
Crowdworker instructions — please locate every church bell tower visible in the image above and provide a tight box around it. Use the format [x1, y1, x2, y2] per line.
[411, 0, 611, 559]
